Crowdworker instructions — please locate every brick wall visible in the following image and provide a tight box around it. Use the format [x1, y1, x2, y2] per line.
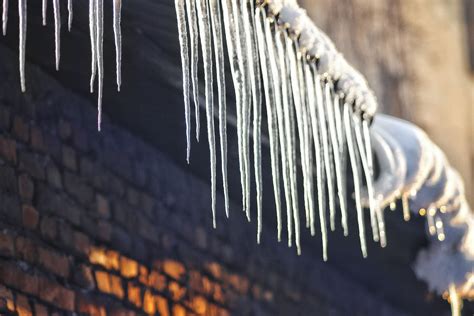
[0, 45, 404, 316]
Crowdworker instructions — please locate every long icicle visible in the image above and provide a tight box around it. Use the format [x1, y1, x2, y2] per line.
[344, 102, 368, 257]
[256, 7, 282, 246]
[95, 0, 104, 131]
[304, 63, 318, 236]
[185, 0, 200, 141]
[276, 29, 294, 247]
[174, 0, 191, 162]
[285, 31, 302, 255]
[334, 94, 349, 235]
[241, 0, 254, 223]
[67, 0, 72, 31]
[249, 0, 264, 240]
[232, 0, 250, 217]
[209, 0, 229, 218]
[318, 78, 336, 231]
[224, 0, 247, 216]
[264, 16, 284, 242]
[326, 86, 348, 235]
[363, 118, 386, 246]
[53, 0, 60, 70]
[18, 0, 26, 92]
[2, 0, 7, 36]
[42, 0, 46, 26]
[310, 69, 328, 261]
[196, 0, 216, 227]
[298, 54, 315, 235]
[89, 0, 97, 93]
[353, 113, 379, 242]
[113, 0, 122, 91]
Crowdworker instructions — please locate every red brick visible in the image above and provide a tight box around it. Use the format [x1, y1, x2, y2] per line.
[0, 135, 17, 163]
[62, 146, 77, 171]
[15, 236, 37, 263]
[0, 106, 11, 130]
[18, 174, 34, 201]
[38, 277, 75, 311]
[40, 216, 57, 240]
[46, 163, 62, 189]
[34, 303, 48, 316]
[22, 205, 39, 229]
[96, 194, 110, 219]
[0, 230, 14, 257]
[17, 273, 39, 296]
[58, 119, 72, 140]
[73, 264, 95, 291]
[38, 247, 70, 278]
[97, 220, 112, 242]
[30, 126, 45, 152]
[73, 231, 90, 256]
[13, 116, 29, 143]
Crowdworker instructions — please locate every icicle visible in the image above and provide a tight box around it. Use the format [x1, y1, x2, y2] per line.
[89, 0, 97, 93]
[275, 29, 295, 247]
[296, 53, 314, 235]
[326, 86, 348, 235]
[2, 0, 7, 36]
[344, 103, 368, 258]
[209, 0, 229, 218]
[196, 0, 216, 228]
[402, 193, 411, 221]
[264, 16, 285, 242]
[67, 0, 72, 32]
[42, 0, 46, 26]
[249, 1, 264, 240]
[448, 284, 462, 316]
[222, 0, 247, 217]
[53, 0, 61, 71]
[309, 68, 328, 260]
[18, 0, 26, 92]
[185, 0, 200, 141]
[333, 94, 349, 235]
[241, 1, 253, 224]
[233, 1, 251, 217]
[353, 113, 379, 242]
[113, 0, 122, 91]
[174, 0, 190, 162]
[256, 7, 283, 246]
[363, 118, 386, 245]
[317, 79, 336, 231]
[95, 0, 104, 130]
[285, 32, 302, 255]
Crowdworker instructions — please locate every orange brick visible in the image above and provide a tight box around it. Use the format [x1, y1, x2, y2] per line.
[148, 271, 166, 291]
[127, 282, 142, 308]
[172, 304, 186, 316]
[139, 265, 148, 284]
[162, 260, 185, 280]
[142, 290, 156, 315]
[109, 274, 124, 299]
[120, 257, 138, 278]
[191, 296, 207, 315]
[16, 294, 32, 316]
[95, 271, 111, 294]
[156, 296, 170, 316]
[169, 281, 186, 301]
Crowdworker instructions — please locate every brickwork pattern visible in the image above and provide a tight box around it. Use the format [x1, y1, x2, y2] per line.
[0, 46, 403, 316]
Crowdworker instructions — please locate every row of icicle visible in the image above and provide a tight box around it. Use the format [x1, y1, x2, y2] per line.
[2, 0, 122, 131]
[174, 0, 384, 259]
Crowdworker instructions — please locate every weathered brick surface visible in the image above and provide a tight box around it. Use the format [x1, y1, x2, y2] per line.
[0, 47, 407, 316]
